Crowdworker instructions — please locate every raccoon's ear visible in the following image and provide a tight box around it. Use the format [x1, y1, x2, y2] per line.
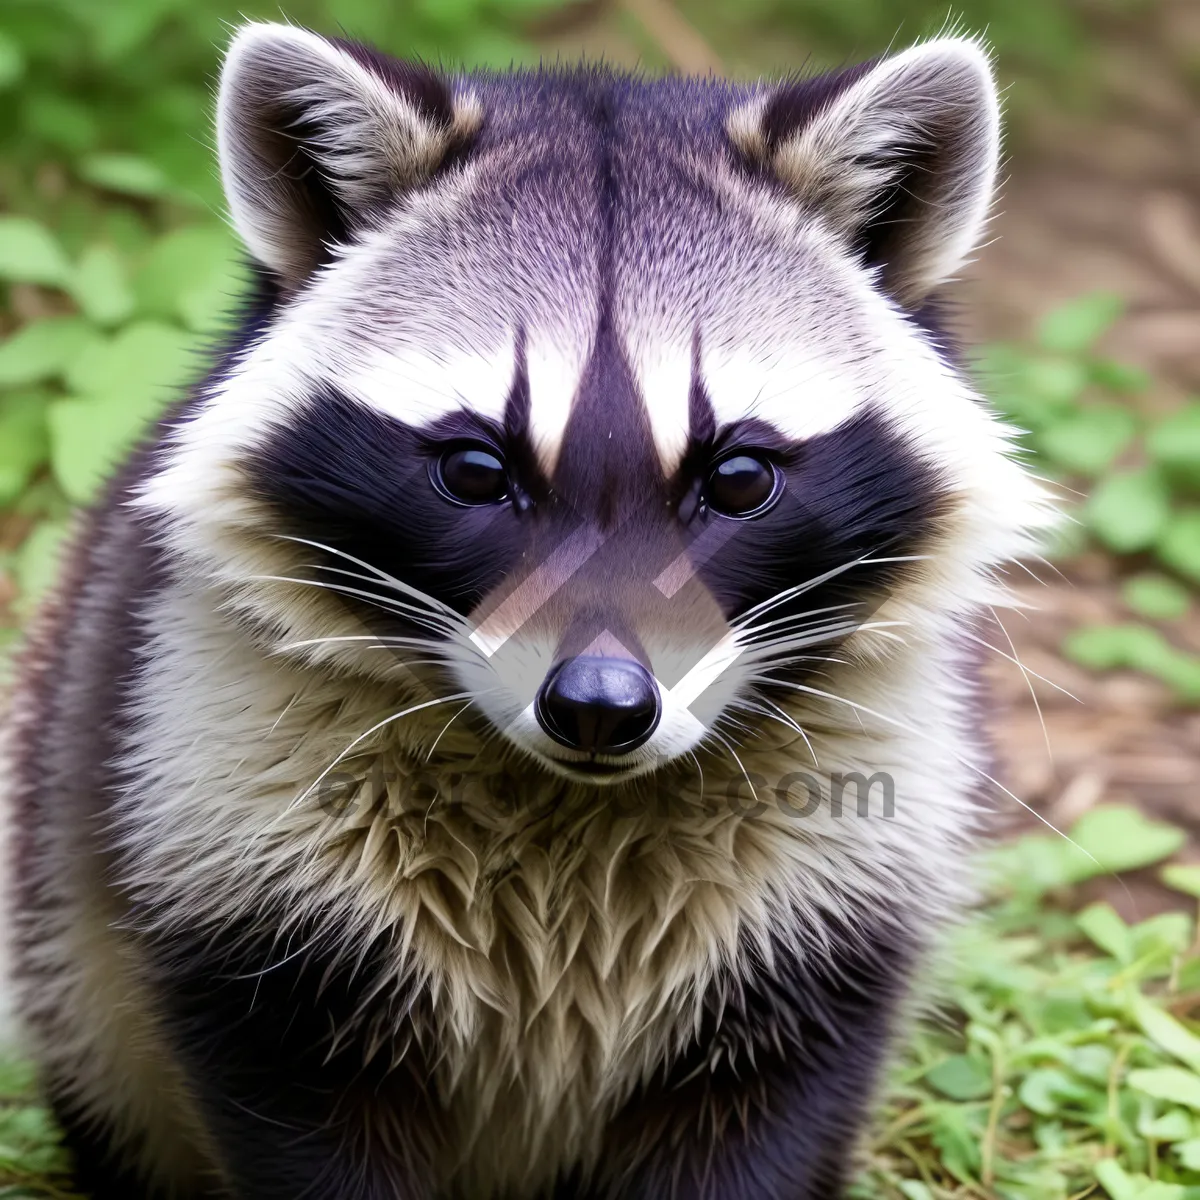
[216, 23, 479, 288]
[732, 37, 1000, 305]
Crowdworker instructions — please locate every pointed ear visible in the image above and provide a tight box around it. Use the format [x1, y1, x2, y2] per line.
[216, 23, 480, 289]
[731, 37, 1001, 305]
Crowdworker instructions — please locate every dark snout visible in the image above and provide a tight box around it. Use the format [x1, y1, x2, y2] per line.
[535, 657, 660, 755]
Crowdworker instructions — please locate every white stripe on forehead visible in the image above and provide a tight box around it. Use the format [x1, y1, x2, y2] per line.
[626, 341, 691, 474]
[525, 335, 590, 475]
[345, 333, 517, 427]
[699, 342, 862, 443]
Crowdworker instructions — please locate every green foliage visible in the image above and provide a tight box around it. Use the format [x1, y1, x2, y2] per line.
[1123, 574, 1192, 622]
[982, 295, 1200, 706]
[1062, 625, 1200, 703]
[853, 809, 1200, 1200]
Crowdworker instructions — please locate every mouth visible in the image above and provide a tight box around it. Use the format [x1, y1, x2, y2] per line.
[536, 751, 645, 784]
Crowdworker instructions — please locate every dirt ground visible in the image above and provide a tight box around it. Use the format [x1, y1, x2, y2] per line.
[539, 0, 1200, 916]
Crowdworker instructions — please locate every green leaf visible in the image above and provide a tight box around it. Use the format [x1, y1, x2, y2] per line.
[1158, 510, 1200, 584]
[49, 322, 196, 502]
[1020, 357, 1090, 417]
[68, 243, 135, 328]
[1122, 573, 1191, 621]
[1163, 866, 1200, 900]
[1177, 1138, 1200, 1170]
[1128, 1068, 1200, 1111]
[0, 391, 50, 505]
[1062, 623, 1167, 673]
[924, 1053, 993, 1100]
[1140, 1107, 1194, 1142]
[1019, 1068, 1095, 1116]
[1065, 805, 1187, 881]
[928, 1102, 981, 1179]
[1133, 912, 1194, 960]
[1086, 468, 1171, 554]
[0, 216, 73, 288]
[1090, 358, 1150, 394]
[63, 320, 195, 397]
[134, 225, 240, 327]
[13, 519, 70, 616]
[1077, 903, 1133, 962]
[1131, 992, 1200, 1074]
[1037, 403, 1138, 476]
[77, 153, 173, 199]
[0, 29, 25, 88]
[48, 392, 154, 503]
[22, 90, 100, 153]
[1037, 293, 1124, 354]
[1152, 654, 1200, 706]
[78, 0, 182, 61]
[1147, 403, 1200, 490]
[0, 316, 100, 388]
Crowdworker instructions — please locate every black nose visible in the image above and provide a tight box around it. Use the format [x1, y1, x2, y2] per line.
[536, 657, 661, 755]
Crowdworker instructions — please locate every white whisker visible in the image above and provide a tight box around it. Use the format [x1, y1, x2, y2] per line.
[732, 554, 929, 630]
[426, 701, 475, 762]
[273, 535, 464, 620]
[290, 692, 478, 814]
[743, 674, 1110, 879]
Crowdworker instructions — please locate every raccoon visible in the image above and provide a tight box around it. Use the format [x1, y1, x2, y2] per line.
[3, 22, 1050, 1200]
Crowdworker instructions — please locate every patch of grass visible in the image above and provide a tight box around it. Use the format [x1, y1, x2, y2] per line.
[861, 806, 1200, 1200]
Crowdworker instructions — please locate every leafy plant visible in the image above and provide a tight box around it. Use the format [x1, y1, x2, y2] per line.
[980, 295, 1200, 706]
[854, 807, 1200, 1200]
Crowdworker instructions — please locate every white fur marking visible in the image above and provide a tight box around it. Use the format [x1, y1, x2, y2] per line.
[701, 342, 862, 440]
[525, 338, 589, 474]
[347, 335, 517, 428]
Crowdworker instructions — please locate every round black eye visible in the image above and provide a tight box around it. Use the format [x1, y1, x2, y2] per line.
[434, 445, 508, 506]
[706, 454, 780, 518]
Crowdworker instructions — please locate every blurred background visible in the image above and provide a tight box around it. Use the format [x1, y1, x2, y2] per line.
[1, 1, 1200, 1197]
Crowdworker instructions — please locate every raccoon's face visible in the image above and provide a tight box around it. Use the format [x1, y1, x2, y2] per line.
[140, 25, 1047, 785]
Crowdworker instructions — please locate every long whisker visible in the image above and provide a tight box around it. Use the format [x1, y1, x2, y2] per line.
[273, 535, 464, 621]
[705, 726, 759, 807]
[742, 673, 1111, 878]
[732, 555, 929, 630]
[289, 692, 478, 814]
[426, 701, 475, 762]
[739, 620, 911, 659]
[989, 608, 1055, 765]
[735, 696, 819, 767]
[956, 624, 1080, 703]
[249, 575, 459, 632]
[306, 567, 462, 634]
[735, 601, 861, 642]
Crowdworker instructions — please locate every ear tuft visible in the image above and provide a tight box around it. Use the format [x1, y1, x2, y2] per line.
[217, 23, 480, 289]
[731, 37, 1001, 305]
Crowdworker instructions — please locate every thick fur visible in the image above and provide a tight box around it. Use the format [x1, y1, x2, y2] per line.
[3, 26, 1051, 1200]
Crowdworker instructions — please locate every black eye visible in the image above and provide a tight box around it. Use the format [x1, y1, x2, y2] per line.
[433, 445, 508, 506]
[706, 454, 780, 518]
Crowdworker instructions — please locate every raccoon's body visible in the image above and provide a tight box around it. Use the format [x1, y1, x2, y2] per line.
[3, 25, 1049, 1200]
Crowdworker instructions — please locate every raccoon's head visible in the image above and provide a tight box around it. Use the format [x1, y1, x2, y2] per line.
[140, 24, 1048, 785]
